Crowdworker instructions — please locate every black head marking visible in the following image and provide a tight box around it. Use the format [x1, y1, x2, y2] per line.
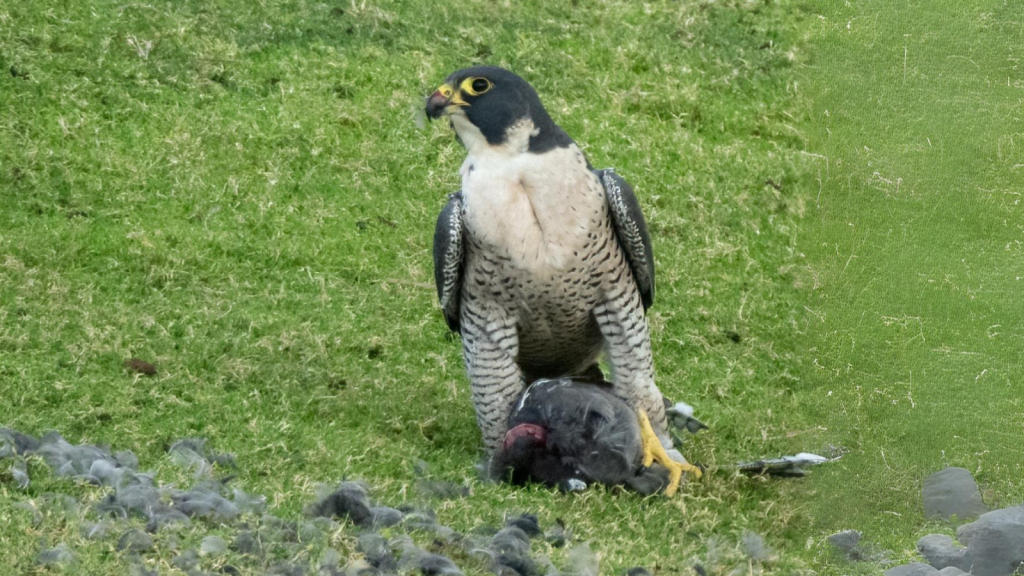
[439, 66, 574, 153]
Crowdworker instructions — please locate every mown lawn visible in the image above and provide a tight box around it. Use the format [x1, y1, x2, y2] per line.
[797, 0, 1023, 572]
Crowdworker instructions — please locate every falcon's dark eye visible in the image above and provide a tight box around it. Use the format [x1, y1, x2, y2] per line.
[461, 77, 493, 96]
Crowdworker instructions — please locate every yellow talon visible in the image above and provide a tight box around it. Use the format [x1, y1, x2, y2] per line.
[637, 409, 702, 497]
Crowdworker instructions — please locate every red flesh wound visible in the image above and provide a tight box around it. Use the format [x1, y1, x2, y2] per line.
[503, 423, 547, 451]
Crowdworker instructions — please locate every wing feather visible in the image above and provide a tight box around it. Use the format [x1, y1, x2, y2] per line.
[432, 192, 465, 332]
[598, 169, 655, 310]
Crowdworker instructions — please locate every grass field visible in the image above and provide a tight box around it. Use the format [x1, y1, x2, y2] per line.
[797, 0, 1023, 570]
[0, 0, 1019, 574]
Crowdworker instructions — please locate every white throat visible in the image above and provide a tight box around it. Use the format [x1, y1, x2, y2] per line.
[450, 114, 539, 158]
[455, 114, 603, 273]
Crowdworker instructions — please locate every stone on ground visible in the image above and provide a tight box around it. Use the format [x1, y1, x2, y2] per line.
[883, 562, 939, 576]
[827, 530, 861, 553]
[916, 534, 968, 571]
[922, 467, 988, 521]
[955, 505, 1024, 576]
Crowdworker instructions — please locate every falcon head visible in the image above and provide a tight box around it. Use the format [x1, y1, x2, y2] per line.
[425, 66, 572, 153]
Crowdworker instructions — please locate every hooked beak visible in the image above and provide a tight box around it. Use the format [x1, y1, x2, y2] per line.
[425, 83, 466, 120]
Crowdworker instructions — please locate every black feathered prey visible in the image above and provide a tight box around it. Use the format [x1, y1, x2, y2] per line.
[488, 378, 677, 495]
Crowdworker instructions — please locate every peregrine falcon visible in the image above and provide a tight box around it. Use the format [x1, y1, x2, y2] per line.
[427, 66, 696, 483]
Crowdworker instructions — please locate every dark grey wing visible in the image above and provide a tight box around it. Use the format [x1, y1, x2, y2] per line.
[432, 192, 464, 332]
[598, 169, 655, 310]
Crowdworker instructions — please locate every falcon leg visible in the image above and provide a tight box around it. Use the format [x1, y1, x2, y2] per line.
[593, 292, 672, 447]
[594, 288, 703, 481]
[461, 308, 525, 453]
[637, 410, 702, 496]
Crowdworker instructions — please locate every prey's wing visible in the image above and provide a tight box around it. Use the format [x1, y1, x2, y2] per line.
[597, 169, 655, 310]
[432, 192, 464, 332]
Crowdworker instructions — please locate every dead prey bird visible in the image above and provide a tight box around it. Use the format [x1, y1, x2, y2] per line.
[489, 379, 837, 494]
[489, 378, 702, 496]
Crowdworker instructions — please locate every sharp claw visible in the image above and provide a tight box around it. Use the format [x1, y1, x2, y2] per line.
[636, 410, 702, 497]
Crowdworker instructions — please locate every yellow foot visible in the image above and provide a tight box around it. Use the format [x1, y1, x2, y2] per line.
[637, 409, 703, 497]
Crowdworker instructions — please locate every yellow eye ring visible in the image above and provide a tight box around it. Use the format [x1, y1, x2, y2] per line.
[461, 77, 492, 96]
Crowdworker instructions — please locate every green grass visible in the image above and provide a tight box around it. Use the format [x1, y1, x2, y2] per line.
[797, 0, 1024, 571]
[0, 0, 1020, 574]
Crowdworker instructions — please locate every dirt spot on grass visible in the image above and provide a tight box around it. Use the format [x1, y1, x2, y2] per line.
[124, 358, 157, 376]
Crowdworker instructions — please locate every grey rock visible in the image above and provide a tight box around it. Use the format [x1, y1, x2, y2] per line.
[936, 568, 970, 576]
[916, 534, 968, 570]
[923, 468, 988, 521]
[827, 530, 862, 553]
[884, 563, 939, 576]
[957, 506, 1024, 546]
[957, 518, 1024, 576]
